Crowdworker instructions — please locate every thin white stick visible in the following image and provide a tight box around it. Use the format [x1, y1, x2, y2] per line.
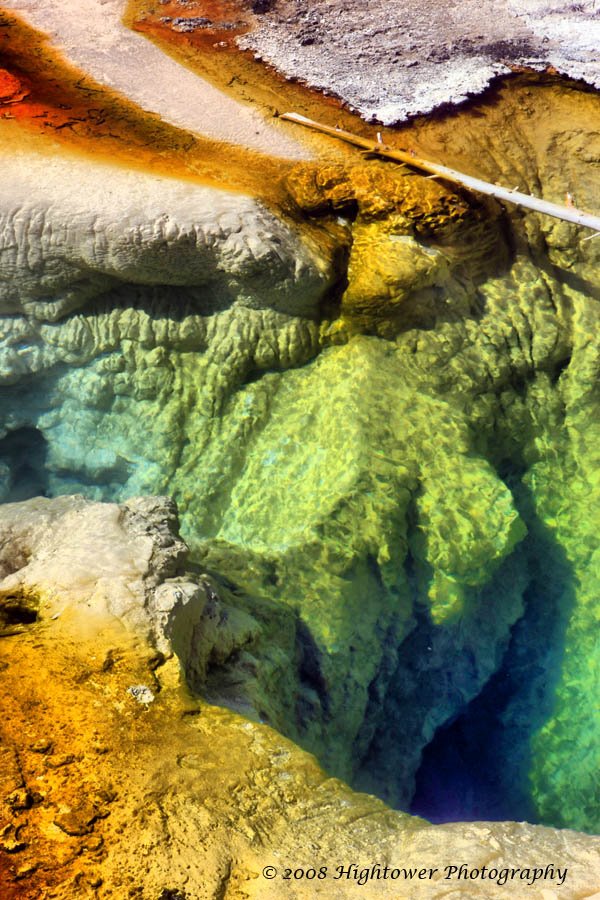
[281, 112, 600, 233]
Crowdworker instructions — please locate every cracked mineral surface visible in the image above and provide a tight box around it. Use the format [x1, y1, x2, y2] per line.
[239, 0, 600, 122]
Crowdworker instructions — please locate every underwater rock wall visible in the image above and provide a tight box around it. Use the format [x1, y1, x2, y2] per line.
[1, 85, 599, 835]
[2, 495, 599, 898]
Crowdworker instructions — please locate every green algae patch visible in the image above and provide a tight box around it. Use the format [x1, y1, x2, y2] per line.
[3, 197, 598, 828]
[416, 451, 527, 623]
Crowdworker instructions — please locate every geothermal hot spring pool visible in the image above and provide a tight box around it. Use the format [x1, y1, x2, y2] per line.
[0, 4, 599, 896]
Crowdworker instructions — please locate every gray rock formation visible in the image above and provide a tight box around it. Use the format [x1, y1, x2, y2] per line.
[0, 493, 262, 701]
[0, 150, 332, 325]
[0, 494, 185, 639]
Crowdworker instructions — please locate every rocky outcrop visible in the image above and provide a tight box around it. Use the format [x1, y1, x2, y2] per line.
[0, 495, 262, 689]
[0, 149, 332, 324]
[0, 75, 599, 836]
[1, 494, 599, 899]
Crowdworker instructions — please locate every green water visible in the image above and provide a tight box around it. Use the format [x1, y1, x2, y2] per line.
[1, 208, 599, 834]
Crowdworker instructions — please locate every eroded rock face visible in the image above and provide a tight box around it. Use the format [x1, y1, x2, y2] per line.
[1, 495, 599, 899]
[0, 494, 248, 665]
[0, 150, 331, 324]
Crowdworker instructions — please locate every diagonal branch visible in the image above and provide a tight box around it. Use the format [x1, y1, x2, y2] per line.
[280, 112, 600, 234]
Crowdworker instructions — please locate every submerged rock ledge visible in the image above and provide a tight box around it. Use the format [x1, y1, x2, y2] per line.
[1, 495, 599, 899]
[1, 75, 599, 847]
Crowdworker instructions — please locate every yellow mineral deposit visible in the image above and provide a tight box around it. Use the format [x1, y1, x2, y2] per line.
[0, 518, 598, 899]
[281, 112, 600, 233]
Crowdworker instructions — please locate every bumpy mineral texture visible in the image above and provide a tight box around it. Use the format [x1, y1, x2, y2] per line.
[1, 496, 599, 899]
[0, 57, 599, 852]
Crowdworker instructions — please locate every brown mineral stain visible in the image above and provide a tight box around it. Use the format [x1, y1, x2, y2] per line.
[0, 605, 346, 898]
[126, 0, 358, 149]
[0, 616, 157, 898]
[0, 66, 27, 102]
[0, 9, 299, 206]
[132, 0, 251, 52]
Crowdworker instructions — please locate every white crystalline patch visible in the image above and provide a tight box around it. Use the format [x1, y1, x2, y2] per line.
[240, 0, 600, 124]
